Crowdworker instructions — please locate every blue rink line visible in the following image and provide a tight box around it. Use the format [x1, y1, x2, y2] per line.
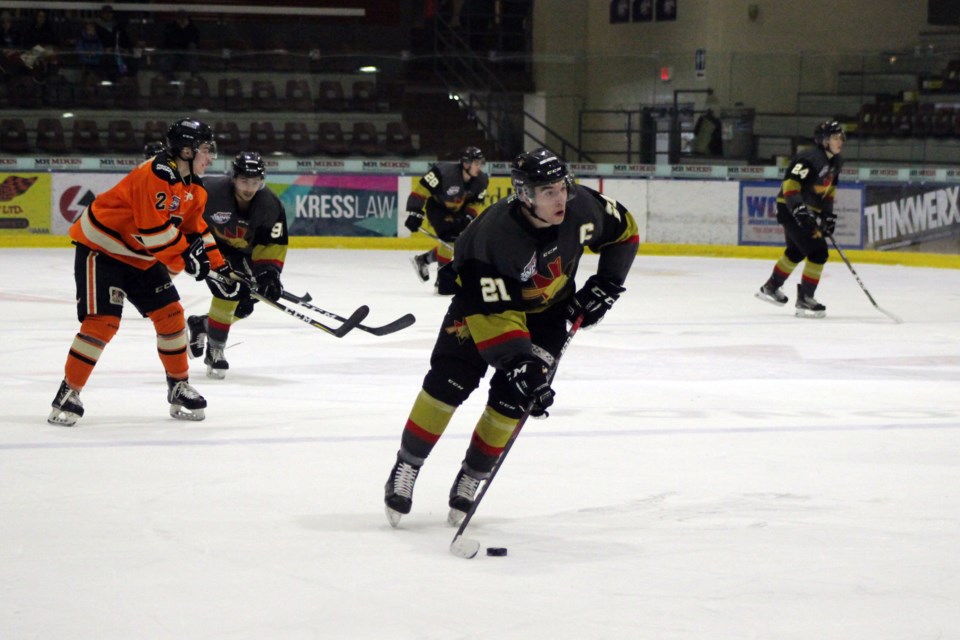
[3, 420, 960, 451]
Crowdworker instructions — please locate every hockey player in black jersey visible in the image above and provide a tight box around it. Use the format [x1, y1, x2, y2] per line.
[384, 148, 639, 527]
[756, 120, 844, 318]
[404, 146, 489, 294]
[187, 151, 289, 378]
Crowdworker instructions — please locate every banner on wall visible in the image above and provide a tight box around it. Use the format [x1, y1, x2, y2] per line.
[0, 173, 52, 234]
[51, 173, 123, 235]
[273, 174, 399, 237]
[863, 183, 960, 251]
[738, 181, 864, 248]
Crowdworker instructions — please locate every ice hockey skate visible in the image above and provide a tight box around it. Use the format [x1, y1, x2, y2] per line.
[384, 453, 422, 527]
[204, 341, 228, 379]
[410, 253, 430, 282]
[755, 282, 788, 306]
[447, 463, 488, 527]
[795, 285, 826, 318]
[167, 376, 206, 420]
[47, 379, 84, 426]
[186, 315, 207, 358]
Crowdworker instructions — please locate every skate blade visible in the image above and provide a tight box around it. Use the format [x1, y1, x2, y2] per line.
[47, 408, 80, 426]
[385, 505, 404, 528]
[447, 507, 467, 528]
[169, 405, 206, 421]
[794, 308, 826, 319]
[409, 256, 429, 282]
[206, 367, 227, 380]
[754, 291, 787, 307]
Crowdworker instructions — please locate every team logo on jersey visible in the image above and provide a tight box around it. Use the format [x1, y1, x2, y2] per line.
[523, 257, 567, 304]
[443, 318, 471, 343]
[446, 186, 461, 196]
[211, 211, 232, 224]
[519, 252, 537, 282]
[169, 196, 181, 212]
[108, 286, 125, 306]
[819, 166, 829, 177]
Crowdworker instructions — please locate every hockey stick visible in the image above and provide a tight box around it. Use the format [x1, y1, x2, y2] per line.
[281, 290, 416, 336]
[827, 235, 903, 324]
[418, 227, 454, 252]
[207, 271, 369, 338]
[450, 315, 585, 559]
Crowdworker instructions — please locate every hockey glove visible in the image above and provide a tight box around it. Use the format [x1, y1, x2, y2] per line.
[791, 204, 817, 233]
[404, 210, 425, 232]
[819, 211, 837, 236]
[566, 275, 626, 329]
[182, 236, 210, 281]
[233, 293, 258, 319]
[254, 265, 283, 302]
[206, 266, 241, 299]
[503, 354, 555, 418]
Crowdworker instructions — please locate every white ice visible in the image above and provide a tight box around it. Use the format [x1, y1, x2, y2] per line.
[1, 247, 959, 640]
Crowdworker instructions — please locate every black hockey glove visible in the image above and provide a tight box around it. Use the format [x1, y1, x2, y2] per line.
[791, 204, 817, 233]
[206, 265, 241, 299]
[503, 354, 555, 418]
[254, 265, 283, 302]
[404, 210, 425, 232]
[566, 275, 626, 329]
[181, 236, 210, 281]
[819, 211, 837, 236]
[233, 293, 257, 319]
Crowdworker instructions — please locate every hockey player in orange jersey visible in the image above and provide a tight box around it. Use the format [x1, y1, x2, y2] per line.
[48, 118, 240, 426]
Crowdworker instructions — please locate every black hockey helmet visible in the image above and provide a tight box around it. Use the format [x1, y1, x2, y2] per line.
[511, 147, 573, 199]
[231, 151, 266, 179]
[813, 120, 845, 146]
[143, 140, 165, 159]
[460, 146, 485, 164]
[165, 118, 215, 156]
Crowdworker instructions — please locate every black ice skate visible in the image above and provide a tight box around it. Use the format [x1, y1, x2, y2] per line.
[47, 379, 84, 426]
[795, 285, 826, 319]
[410, 253, 430, 282]
[755, 282, 788, 306]
[447, 463, 489, 527]
[384, 452, 422, 528]
[187, 315, 207, 359]
[204, 341, 228, 380]
[166, 376, 206, 421]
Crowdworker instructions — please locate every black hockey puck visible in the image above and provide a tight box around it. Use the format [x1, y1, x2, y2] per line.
[486, 547, 508, 557]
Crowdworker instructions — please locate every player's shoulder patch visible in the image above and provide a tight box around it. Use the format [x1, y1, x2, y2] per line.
[151, 158, 181, 185]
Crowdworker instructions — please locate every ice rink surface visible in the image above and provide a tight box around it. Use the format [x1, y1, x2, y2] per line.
[2, 247, 959, 640]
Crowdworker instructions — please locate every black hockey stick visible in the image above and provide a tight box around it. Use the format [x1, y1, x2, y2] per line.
[827, 235, 903, 324]
[450, 315, 585, 559]
[418, 227, 454, 252]
[207, 271, 369, 338]
[281, 290, 416, 336]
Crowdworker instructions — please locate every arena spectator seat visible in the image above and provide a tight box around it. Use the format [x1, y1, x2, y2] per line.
[8, 77, 41, 109]
[892, 103, 915, 136]
[285, 79, 313, 112]
[143, 120, 167, 147]
[37, 118, 68, 154]
[217, 77, 247, 111]
[113, 77, 140, 110]
[351, 80, 378, 112]
[183, 76, 212, 110]
[72, 119, 103, 154]
[251, 80, 281, 111]
[932, 107, 954, 137]
[248, 121, 280, 154]
[317, 80, 348, 111]
[214, 121, 245, 155]
[283, 122, 317, 156]
[349, 121, 385, 156]
[385, 121, 417, 156]
[106, 120, 141, 154]
[317, 121, 348, 155]
[912, 104, 935, 137]
[0, 118, 30, 154]
[150, 74, 182, 110]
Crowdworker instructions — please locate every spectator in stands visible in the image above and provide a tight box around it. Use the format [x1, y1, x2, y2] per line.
[95, 4, 136, 79]
[160, 10, 200, 77]
[75, 21, 104, 80]
[1, 10, 21, 49]
[691, 108, 723, 156]
[22, 9, 58, 49]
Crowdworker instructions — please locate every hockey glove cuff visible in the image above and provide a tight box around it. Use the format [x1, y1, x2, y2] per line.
[503, 354, 555, 418]
[206, 266, 241, 299]
[566, 275, 626, 329]
[404, 210, 425, 232]
[819, 211, 837, 236]
[182, 235, 210, 281]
